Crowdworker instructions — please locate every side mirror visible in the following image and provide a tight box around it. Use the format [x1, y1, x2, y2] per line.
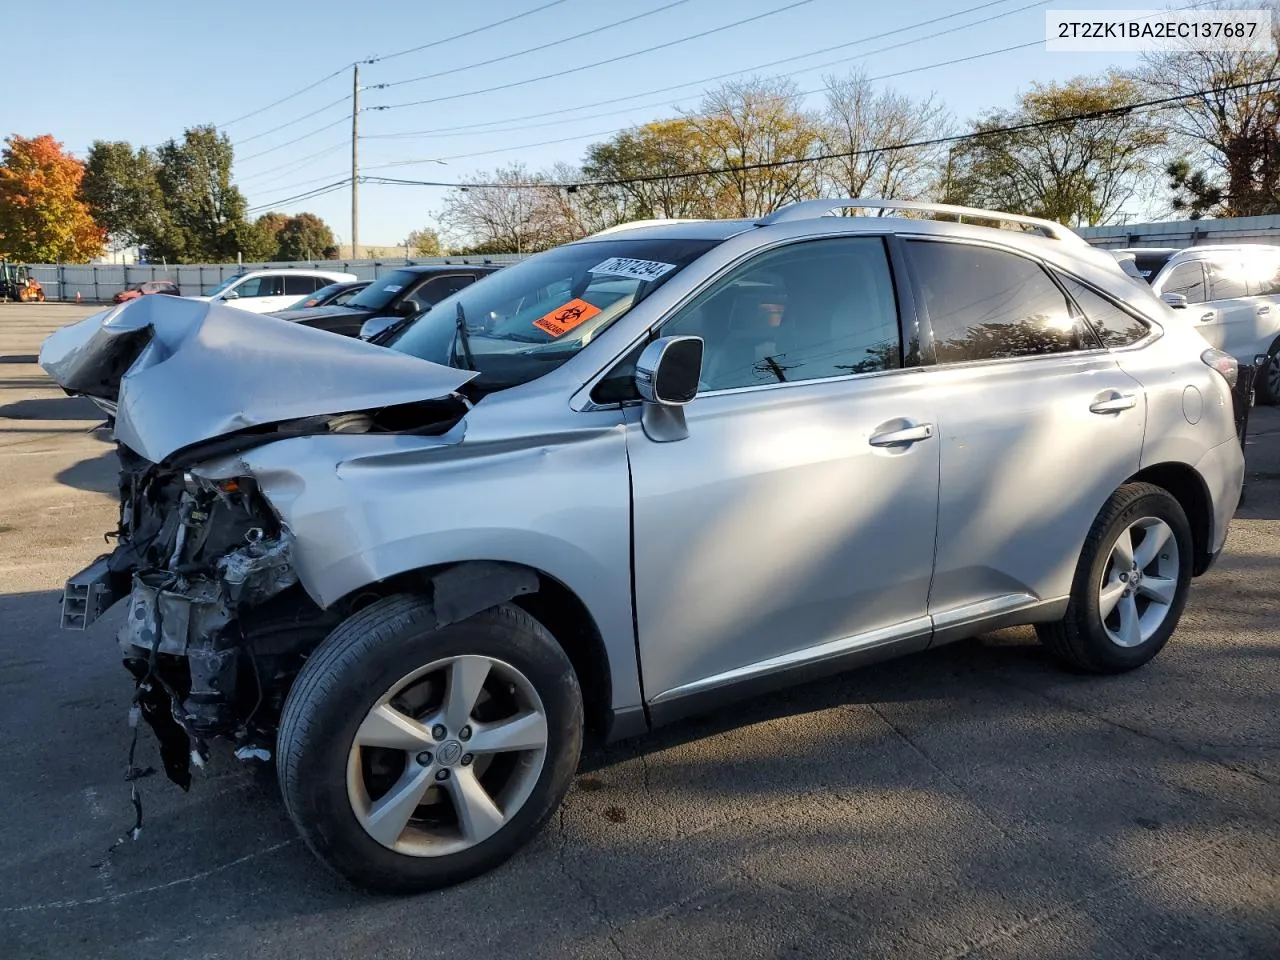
[359, 314, 401, 341]
[394, 299, 419, 316]
[221, 289, 240, 301]
[634, 336, 703, 442]
[1161, 292, 1188, 309]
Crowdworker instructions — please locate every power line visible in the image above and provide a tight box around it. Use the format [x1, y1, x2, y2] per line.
[238, 141, 350, 183]
[373, 0, 693, 90]
[370, 0, 824, 111]
[363, 0, 1033, 137]
[367, 0, 574, 64]
[234, 94, 351, 147]
[218, 67, 351, 129]
[247, 179, 352, 215]
[237, 116, 351, 163]
[360, 39, 1041, 167]
[363, 76, 1280, 192]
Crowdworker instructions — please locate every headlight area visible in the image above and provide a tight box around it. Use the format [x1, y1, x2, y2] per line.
[106, 450, 340, 788]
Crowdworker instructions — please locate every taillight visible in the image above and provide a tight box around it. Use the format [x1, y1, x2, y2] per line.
[1201, 348, 1238, 389]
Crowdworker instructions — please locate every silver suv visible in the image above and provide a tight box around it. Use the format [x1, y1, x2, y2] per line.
[1121, 243, 1280, 403]
[42, 200, 1245, 892]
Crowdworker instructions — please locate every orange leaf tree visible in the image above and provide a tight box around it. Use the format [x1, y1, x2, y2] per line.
[0, 134, 105, 262]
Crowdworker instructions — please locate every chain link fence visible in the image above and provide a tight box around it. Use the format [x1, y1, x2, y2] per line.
[18, 256, 525, 303]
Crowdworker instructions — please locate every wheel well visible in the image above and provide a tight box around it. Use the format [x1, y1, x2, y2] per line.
[1126, 463, 1213, 575]
[512, 574, 612, 743]
[341, 563, 614, 742]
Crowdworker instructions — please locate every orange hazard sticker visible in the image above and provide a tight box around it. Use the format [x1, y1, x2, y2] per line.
[533, 298, 601, 338]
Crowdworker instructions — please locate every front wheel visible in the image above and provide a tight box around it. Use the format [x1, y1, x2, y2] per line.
[1037, 483, 1193, 673]
[1255, 335, 1280, 406]
[277, 595, 582, 893]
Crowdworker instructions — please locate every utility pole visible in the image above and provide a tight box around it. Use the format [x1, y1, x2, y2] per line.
[351, 64, 360, 259]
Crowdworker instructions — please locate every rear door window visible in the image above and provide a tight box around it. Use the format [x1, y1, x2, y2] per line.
[1160, 261, 1207, 303]
[284, 275, 319, 296]
[1244, 252, 1280, 296]
[905, 240, 1094, 363]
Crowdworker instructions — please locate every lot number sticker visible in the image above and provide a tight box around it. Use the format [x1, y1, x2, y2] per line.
[533, 298, 602, 337]
[588, 257, 677, 282]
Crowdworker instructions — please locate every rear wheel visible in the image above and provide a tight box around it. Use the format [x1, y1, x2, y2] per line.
[1037, 483, 1192, 673]
[277, 595, 582, 892]
[1255, 334, 1280, 406]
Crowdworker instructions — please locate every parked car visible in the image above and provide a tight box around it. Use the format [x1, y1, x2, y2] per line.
[113, 280, 181, 304]
[1106, 250, 1148, 283]
[267, 264, 502, 337]
[41, 199, 1244, 894]
[1118, 243, 1280, 403]
[192, 268, 357, 315]
[282, 279, 370, 311]
[1113, 246, 1181, 281]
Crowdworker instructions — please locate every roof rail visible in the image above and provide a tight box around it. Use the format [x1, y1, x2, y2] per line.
[757, 199, 1084, 243]
[590, 218, 713, 237]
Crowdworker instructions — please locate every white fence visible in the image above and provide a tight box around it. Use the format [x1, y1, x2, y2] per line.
[20, 255, 524, 303]
[1077, 214, 1280, 249]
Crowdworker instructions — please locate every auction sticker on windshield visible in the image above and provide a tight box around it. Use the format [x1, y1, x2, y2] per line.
[588, 257, 677, 282]
[534, 299, 602, 338]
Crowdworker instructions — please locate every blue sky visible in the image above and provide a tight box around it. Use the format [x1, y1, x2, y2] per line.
[6, 0, 1149, 245]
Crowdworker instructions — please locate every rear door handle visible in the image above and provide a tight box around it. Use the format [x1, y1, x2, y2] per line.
[869, 422, 935, 447]
[1199, 311, 1217, 322]
[1258, 305, 1272, 315]
[1089, 392, 1138, 414]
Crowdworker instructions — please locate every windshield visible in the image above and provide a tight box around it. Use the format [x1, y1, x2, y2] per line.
[285, 281, 345, 310]
[204, 274, 245, 296]
[348, 269, 421, 311]
[1131, 253, 1176, 283]
[385, 238, 719, 389]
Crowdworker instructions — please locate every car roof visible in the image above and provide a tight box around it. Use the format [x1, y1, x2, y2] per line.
[389, 263, 503, 274]
[574, 219, 758, 243]
[240, 268, 355, 277]
[1117, 247, 1180, 255]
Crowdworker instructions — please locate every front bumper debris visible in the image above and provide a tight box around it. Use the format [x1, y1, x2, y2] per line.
[61, 555, 117, 630]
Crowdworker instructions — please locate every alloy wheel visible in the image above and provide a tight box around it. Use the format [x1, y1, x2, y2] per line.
[346, 655, 548, 857]
[1097, 516, 1180, 648]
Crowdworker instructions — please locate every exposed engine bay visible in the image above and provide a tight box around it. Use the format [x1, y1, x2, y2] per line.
[67, 442, 343, 788]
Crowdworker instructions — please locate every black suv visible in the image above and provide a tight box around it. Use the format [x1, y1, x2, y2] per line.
[268, 264, 503, 337]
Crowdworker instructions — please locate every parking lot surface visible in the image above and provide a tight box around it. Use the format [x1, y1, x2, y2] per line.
[2, 303, 1277, 960]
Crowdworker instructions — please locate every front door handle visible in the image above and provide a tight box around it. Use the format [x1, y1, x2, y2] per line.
[1258, 305, 1272, 315]
[1199, 311, 1217, 322]
[1089, 392, 1138, 415]
[869, 422, 935, 447]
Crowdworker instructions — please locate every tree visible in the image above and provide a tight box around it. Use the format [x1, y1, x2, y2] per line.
[152, 125, 252, 262]
[405, 226, 442, 256]
[274, 212, 337, 260]
[683, 77, 821, 218]
[246, 211, 289, 260]
[0, 134, 104, 262]
[81, 141, 168, 251]
[582, 119, 722, 220]
[818, 71, 952, 201]
[1135, 2, 1280, 217]
[946, 74, 1165, 225]
[437, 163, 579, 253]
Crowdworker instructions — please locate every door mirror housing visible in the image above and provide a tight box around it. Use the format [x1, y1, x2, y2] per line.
[393, 299, 419, 316]
[635, 336, 703, 443]
[635, 336, 703, 405]
[359, 314, 401, 341]
[221, 289, 240, 301]
[1161, 292, 1188, 309]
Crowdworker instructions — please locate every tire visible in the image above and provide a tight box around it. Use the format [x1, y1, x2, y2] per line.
[277, 594, 582, 893]
[1036, 483, 1193, 674]
[1255, 335, 1280, 406]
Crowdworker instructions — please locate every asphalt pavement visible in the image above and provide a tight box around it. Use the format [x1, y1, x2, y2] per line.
[1, 303, 1277, 960]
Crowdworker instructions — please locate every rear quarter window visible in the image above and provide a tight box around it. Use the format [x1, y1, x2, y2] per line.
[1058, 276, 1151, 348]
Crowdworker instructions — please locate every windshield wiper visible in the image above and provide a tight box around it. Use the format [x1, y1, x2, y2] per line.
[453, 301, 477, 371]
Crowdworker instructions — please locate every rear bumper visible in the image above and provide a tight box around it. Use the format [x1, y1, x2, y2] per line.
[1194, 435, 1245, 572]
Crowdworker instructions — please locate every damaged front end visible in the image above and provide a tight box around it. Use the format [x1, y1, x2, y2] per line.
[67, 446, 338, 788]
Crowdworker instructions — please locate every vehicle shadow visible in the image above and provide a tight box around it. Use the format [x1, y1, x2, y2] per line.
[0, 396, 104, 421]
[54, 448, 118, 494]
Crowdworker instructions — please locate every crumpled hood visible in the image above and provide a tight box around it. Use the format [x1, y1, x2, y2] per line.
[39, 295, 476, 463]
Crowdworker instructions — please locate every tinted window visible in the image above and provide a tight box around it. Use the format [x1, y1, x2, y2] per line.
[284, 275, 317, 295]
[1131, 252, 1175, 282]
[1160, 261, 1207, 303]
[406, 274, 476, 312]
[1206, 258, 1248, 300]
[662, 237, 901, 391]
[906, 241, 1087, 363]
[1059, 276, 1149, 348]
[332, 286, 362, 305]
[349, 269, 424, 311]
[1243, 252, 1280, 296]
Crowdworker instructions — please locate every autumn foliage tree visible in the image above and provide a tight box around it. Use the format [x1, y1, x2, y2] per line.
[0, 134, 104, 262]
